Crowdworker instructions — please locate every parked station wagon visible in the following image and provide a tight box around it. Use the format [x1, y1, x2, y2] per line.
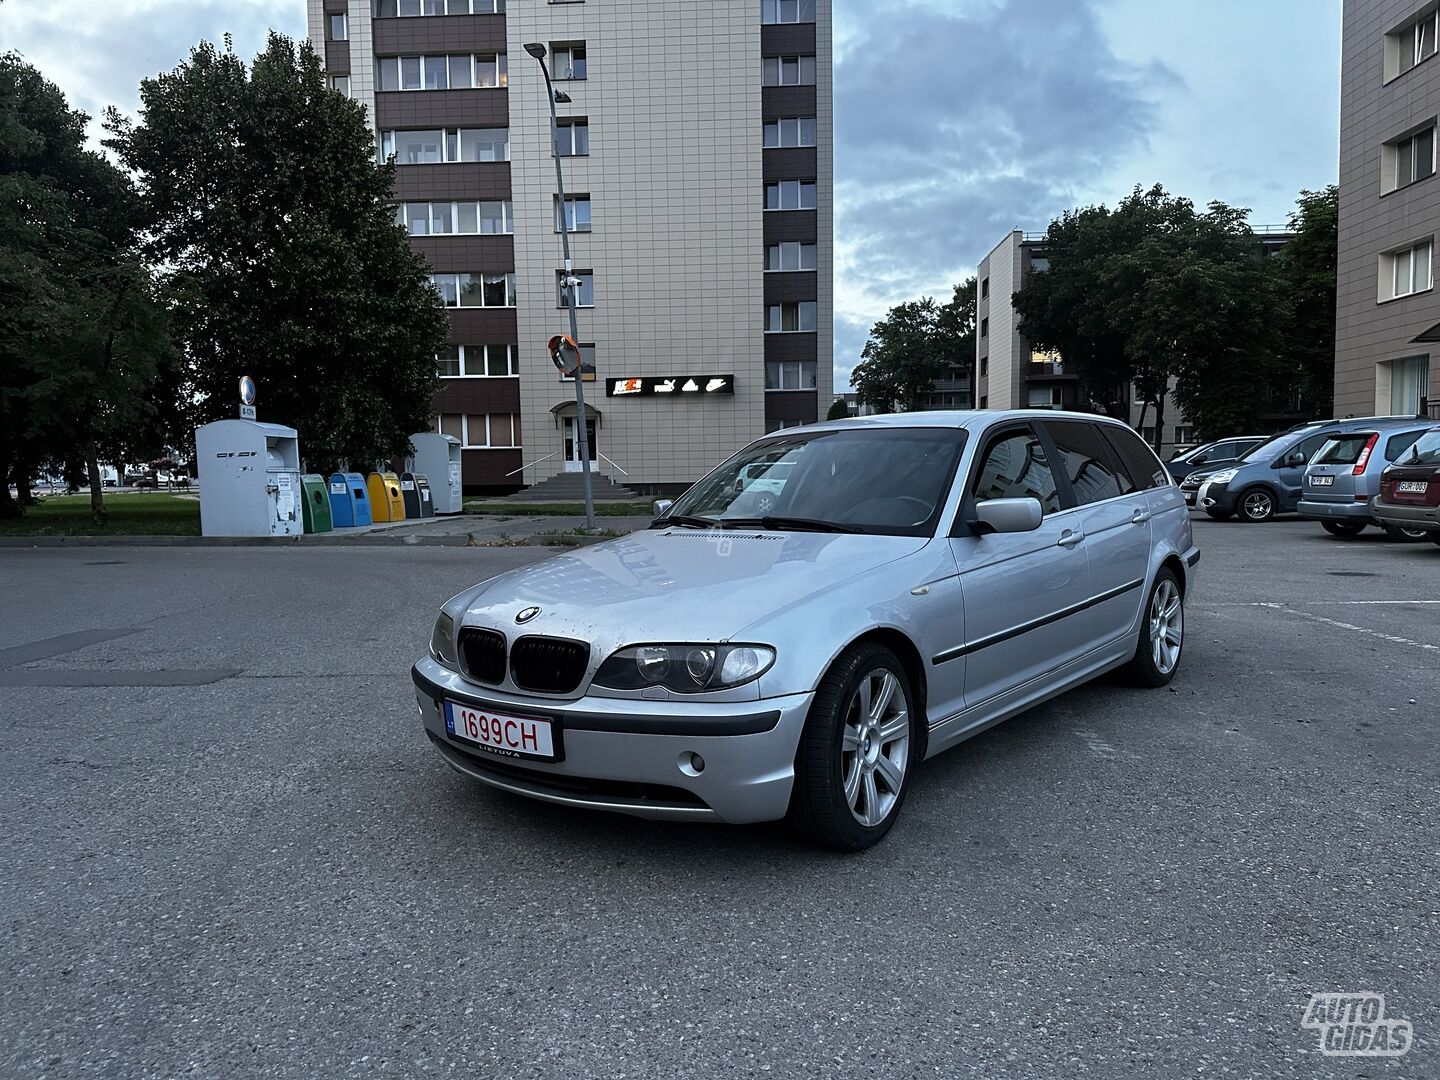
[413, 411, 1199, 849]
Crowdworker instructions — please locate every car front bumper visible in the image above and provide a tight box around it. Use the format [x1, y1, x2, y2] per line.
[1297, 498, 1371, 522]
[411, 657, 814, 824]
[1197, 481, 1236, 514]
[1370, 498, 1440, 531]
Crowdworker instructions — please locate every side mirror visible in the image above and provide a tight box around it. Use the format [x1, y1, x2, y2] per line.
[973, 497, 1043, 535]
[1190, 453, 1208, 465]
[652, 499, 674, 517]
[1283, 451, 1308, 468]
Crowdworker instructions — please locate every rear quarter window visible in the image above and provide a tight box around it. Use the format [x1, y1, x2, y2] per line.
[1100, 424, 1171, 489]
[1384, 430, 1426, 463]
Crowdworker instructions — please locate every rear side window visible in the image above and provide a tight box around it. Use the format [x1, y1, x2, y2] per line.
[1314, 433, 1375, 465]
[1384, 430, 1426, 462]
[1102, 424, 1170, 489]
[1403, 429, 1440, 465]
[971, 429, 1063, 515]
[1044, 420, 1135, 503]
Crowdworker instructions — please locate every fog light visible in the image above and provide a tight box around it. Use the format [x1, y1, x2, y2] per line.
[690, 753, 705, 774]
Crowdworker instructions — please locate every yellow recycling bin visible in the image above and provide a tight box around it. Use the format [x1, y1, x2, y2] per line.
[367, 471, 406, 522]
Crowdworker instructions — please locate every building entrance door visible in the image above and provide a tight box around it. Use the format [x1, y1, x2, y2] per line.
[563, 416, 598, 472]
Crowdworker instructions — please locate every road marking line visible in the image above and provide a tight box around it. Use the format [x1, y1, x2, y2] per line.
[1072, 728, 1118, 759]
[1251, 603, 1440, 653]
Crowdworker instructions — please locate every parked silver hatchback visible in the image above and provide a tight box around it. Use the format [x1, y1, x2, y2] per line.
[1299, 423, 1433, 540]
[413, 411, 1199, 849]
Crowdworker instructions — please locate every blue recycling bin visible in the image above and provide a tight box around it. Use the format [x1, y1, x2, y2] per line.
[329, 472, 372, 527]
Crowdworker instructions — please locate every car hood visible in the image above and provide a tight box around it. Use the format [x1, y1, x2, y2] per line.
[457, 528, 930, 645]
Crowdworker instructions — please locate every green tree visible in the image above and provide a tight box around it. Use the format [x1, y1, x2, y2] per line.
[825, 397, 850, 421]
[105, 33, 446, 473]
[1271, 186, 1337, 420]
[852, 298, 947, 413]
[938, 277, 978, 406]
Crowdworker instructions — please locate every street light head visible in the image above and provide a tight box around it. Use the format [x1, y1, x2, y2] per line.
[554, 90, 573, 104]
[524, 42, 547, 60]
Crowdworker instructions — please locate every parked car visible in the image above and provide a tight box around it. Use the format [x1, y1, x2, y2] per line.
[1165, 436, 1266, 483]
[132, 473, 159, 489]
[1195, 416, 1426, 522]
[412, 410, 1198, 849]
[1372, 425, 1440, 546]
[732, 459, 795, 514]
[1298, 424, 1433, 540]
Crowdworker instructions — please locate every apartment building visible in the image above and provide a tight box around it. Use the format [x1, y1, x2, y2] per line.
[308, 0, 833, 493]
[1336, 0, 1440, 419]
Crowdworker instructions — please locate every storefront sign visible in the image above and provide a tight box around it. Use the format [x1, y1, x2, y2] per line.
[606, 375, 735, 397]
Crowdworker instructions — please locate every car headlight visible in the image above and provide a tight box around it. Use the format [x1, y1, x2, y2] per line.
[594, 643, 776, 693]
[430, 611, 458, 669]
[1206, 469, 1238, 485]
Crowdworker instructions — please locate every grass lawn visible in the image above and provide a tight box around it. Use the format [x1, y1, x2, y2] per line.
[0, 492, 201, 536]
[465, 501, 654, 517]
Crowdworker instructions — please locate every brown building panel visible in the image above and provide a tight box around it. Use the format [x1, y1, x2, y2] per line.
[763, 210, 818, 244]
[764, 271, 818, 304]
[410, 235, 516, 272]
[390, 162, 512, 201]
[374, 89, 509, 130]
[445, 308, 519, 342]
[436, 378, 521, 413]
[760, 23, 817, 54]
[325, 41, 349, 74]
[765, 392, 818, 427]
[764, 333, 819, 363]
[762, 86, 817, 117]
[763, 147, 818, 182]
[372, 15, 508, 55]
[322, 0, 346, 12]
[462, 449, 523, 491]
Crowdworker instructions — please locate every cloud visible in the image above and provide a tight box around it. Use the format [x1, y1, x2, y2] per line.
[833, 0, 1176, 379]
[0, 0, 304, 137]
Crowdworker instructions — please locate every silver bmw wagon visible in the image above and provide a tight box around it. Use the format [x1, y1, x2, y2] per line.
[413, 411, 1198, 849]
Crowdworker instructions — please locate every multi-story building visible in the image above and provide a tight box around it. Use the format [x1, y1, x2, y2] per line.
[1336, 0, 1440, 420]
[308, 0, 833, 493]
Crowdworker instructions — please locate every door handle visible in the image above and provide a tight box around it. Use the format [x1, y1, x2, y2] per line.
[1056, 530, 1084, 548]
[1131, 509, 1151, 524]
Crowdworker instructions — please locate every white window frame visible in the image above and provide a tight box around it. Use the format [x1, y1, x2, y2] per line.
[1383, 124, 1437, 192]
[763, 55, 817, 87]
[765, 360, 817, 391]
[380, 128, 510, 165]
[438, 344, 518, 379]
[329, 13, 348, 40]
[765, 242, 818, 272]
[428, 273, 517, 309]
[551, 42, 587, 80]
[437, 412, 520, 449]
[554, 118, 590, 157]
[557, 271, 595, 308]
[329, 75, 351, 97]
[761, 0, 816, 25]
[398, 201, 513, 235]
[764, 180, 818, 211]
[379, 0, 506, 17]
[554, 195, 592, 233]
[1379, 239, 1434, 301]
[763, 117, 818, 148]
[765, 301, 818, 334]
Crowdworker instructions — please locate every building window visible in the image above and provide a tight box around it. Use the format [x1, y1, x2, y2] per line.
[766, 301, 818, 333]
[475, 53, 508, 88]
[329, 14, 348, 40]
[764, 180, 817, 210]
[979, 395, 988, 408]
[438, 413, 522, 449]
[763, 55, 816, 86]
[765, 360, 817, 390]
[558, 344, 597, 382]
[555, 195, 592, 232]
[379, 128, 510, 164]
[376, 0, 506, 15]
[1386, 8, 1439, 80]
[980, 356, 988, 377]
[437, 344, 517, 378]
[1175, 426, 1196, 444]
[555, 118, 589, 157]
[981, 277, 989, 298]
[428, 273, 517, 308]
[557, 270, 595, 308]
[330, 75, 351, 97]
[398, 201, 513, 235]
[763, 117, 817, 148]
[980, 317, 989, 337]
[761, 0, 816, 24]
[1383, 124, 1436, 192]
[766, 419, 806, 433]
[766, 242, 817, 271]
[1379, 239, 1434, 301]
[552, 42, 587, 80]
[437, 345, 461, 378]
[1027, 384, 1062, 408]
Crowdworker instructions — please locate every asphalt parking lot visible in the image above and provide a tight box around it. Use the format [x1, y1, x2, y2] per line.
[2, 518, 1437, 1079]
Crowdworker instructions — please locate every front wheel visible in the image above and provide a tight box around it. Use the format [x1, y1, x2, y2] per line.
[789, 644, 916, 851]
[1122, 569, 1184, 688]
[1238, 486, 1278, 522]
[1322, 520, 1366, 538]
[1383, 523, 1431, 543]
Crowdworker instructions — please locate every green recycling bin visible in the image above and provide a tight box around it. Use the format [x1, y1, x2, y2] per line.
[300, 474, 334, 533]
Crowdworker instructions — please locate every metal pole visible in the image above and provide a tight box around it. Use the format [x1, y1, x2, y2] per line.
[536, 57, 596, 531]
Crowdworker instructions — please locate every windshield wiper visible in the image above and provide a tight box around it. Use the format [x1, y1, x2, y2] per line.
[650, 514, 722, 530]
[723, 516, 866, 534]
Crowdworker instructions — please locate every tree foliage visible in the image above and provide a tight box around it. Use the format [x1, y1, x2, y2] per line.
[105, 34, 446, 472]
[825, 396, 849, 421]
[853, 277, 976, 413]
[1271, 186, 1338, 420]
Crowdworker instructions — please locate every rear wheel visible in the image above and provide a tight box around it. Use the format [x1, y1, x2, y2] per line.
[1122, 569, 1184, 688]
[1321, 520, 1366, 538]
[1382, 523, 1431, 543]
[790, 643, 916, 851]
[1239, 486, 1277, 522]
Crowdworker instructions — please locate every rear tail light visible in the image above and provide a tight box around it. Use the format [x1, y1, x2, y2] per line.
[1353, 433, 1379, 475]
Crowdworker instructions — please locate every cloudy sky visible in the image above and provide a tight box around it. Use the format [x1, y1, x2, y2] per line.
[0, 0, 1341, 388]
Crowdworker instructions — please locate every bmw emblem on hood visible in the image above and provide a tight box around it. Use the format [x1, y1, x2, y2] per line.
[515, 606, 541, 624]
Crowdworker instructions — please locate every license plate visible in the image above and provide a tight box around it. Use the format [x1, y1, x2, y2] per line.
[1397, 481, 1429, 494]
[1184, 491, 1196, 506]
[1311, 475, 1334, 487]
[444, 700, 559, 762]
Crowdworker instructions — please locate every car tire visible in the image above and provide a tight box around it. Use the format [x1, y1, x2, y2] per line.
[1203, 509, 1233, 521]
[1382, 523, 1431, 543]
[1238, 486, 1277, 522]
[1321, 521, 1366, 538]
[1122, 568, 1184, 688]
[789, 643, 916, 851]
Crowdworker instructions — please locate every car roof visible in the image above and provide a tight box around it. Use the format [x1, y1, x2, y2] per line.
[797, 409, 1140, 435]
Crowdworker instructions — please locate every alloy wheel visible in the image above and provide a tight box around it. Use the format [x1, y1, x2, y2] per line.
[1149, 578, 1183, 674]
[840, 669, 910, 828]
[1243, 491, 1274, 520]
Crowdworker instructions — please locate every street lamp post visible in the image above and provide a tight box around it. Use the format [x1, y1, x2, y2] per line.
[524, 42, 596, 531]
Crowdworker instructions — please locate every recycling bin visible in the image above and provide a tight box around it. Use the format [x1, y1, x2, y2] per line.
[407, 432, 463, 514]
[367, 471, 406, 522]
[329, 472, 371, 528]
[401, 473, 434, 519]
[299, 475, 333, 533]
[195, 419, 302, 537]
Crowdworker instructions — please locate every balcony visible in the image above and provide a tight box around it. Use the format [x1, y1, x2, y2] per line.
[1028, 360, 1069, 377]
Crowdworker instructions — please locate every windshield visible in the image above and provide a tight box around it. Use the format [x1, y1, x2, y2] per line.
[1168, 443, 1205, 463]
[1400, 429, 1440, 466]
[665, 427, 968, 536]
[1239, 427, 1315, 464]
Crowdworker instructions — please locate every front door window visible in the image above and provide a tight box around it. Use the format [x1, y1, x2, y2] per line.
[563, 417, 597, 472]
